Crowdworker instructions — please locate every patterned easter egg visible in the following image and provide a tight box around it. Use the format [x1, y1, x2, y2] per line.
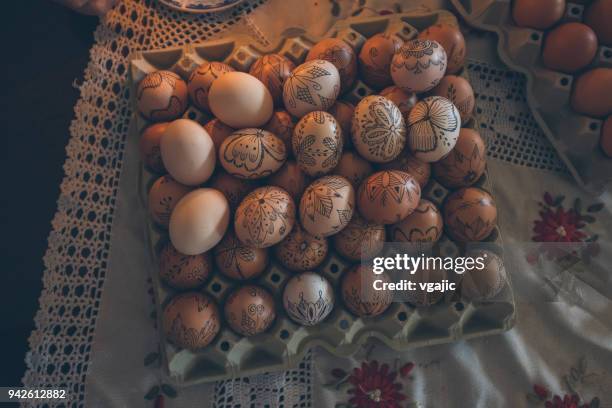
[187, 61, 234, 112]
[282, 59, 341, 117]
[159, 242, 212, 290]
[429, 75, 475, 122]
[327, 101, 355, 147]
[443, 187, 497, 242]
[332, 151, 373, 190]
[224, 285, 276, 336]
[418, 24, 466, 74]
[137, 70, 188, 122]
[293, 111, 343, 177]
[388, 199, 443, 246]
[390, 39, 447, 93]
[214, 230, 269, 280]
[148, 175, 192, 227]
[378, 150, 431, 188]
[432, 128, 486, 188]
[379, 86, 418, 116]
[139, 122, 169, 173]
[249, 54, 295, 106]
[341, 265, 393, 317]
[332, 213, 386, 261]
[264, 110, 295, 156]
[163, 292, 220, 350]
[283, 272, 334, 326]
[274, 223, 329, 271]
[203, 118, 235, 153]
[359, 33, 403, 89]
[306, 38, 357, 93]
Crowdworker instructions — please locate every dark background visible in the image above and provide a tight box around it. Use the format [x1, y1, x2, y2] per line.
[0, 2, 97, 386]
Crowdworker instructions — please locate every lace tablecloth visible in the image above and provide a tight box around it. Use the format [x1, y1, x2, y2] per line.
[23, 0, 612, 407]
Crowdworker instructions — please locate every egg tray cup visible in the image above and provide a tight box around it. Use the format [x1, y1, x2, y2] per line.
[130, 10, 516, 386]
[450, 0, 612, 193]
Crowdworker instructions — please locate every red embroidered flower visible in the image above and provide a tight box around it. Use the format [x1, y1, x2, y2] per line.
[533, 206, 586, 242]
[532, 384, 599, 408]
[347, 360, 406, 408]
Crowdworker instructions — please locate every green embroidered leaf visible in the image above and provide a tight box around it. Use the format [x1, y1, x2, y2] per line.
[144, 386, 160, 400]
[161, 384, 177, 398]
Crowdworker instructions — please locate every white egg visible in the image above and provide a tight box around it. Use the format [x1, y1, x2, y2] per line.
[160, 119, 216, 185]
[407, 96, 461, 162]
[283, 272, 334, 326]
[282, 59, 341, 118]
[208, 72, 274, 128]
[169, 188, 230, 255]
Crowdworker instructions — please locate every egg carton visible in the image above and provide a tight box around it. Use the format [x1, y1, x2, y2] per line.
[450, 0, 612, 193]
[130, 10, 516, 386]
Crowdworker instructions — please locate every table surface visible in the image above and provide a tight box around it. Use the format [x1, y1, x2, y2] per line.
[0, 2, 96, 387]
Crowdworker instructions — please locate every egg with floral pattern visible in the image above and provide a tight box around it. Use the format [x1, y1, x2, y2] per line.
[418, 24, 466, 74]
[341, 265, 393, 317]
[249, 54, 295, 106]
[148, 175, 192, 227]
[379, 86, 418, 116]
[306, 38, 357, 93]
[359, 33, 403, 89]
[429, 75, 475, 123]
[443, 187, 497, 242]
[282, 59, 340, 117]
[224, 285, 276, 336]
[332, 213, 385, 261]
[267, 160, 309, 202]
[327, 101, 355, 147]
[187, 62, 234, 112]
[264, 110, 295, 156]
[432, 128, 486, 188]
[333, 151, 373, 190]
[163, 292, 220, 350]
[390, 39, 447, 93]
[159, 242, 212, 290]
[274, 223, 329, 271]
[388, 199, 443, 246]
[139, 122, 168, 173]
[137, 70, 188, 122]
[283, 272, 334, 326]
[293, 111, 343, 177]
[214, 230, 269, 280]
[378, 150, 431, 188]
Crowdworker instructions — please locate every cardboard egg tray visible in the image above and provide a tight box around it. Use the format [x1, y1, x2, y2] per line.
[130, 10, 516, 385]
[450, 0, 612, 193]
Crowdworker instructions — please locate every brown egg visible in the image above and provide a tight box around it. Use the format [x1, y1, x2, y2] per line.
[585, 0, 612, 46]
[139, 122, 168, 173]
[542, 23, 598, 74]
[328, 101, 355, 147]
[512, 0, 566, 30]
[235, 186, 296, 248]
[571, 68, 612, 117]
[429, 75, 475, 122]
[293, 111, 343, 177]
[224, 285, 276, 336]
[378, 150, 431, 188]
[219, 128, 287, 179]
[264, 110, 295, 155]
[357, 170, 421, 225]
[187, 61, 235, 112]
[405, 266, 449, 306]
[306, 38, 357, 93]
[341, 265, 393, 317]
[203, 119, 235, 153]
[332, 213, 385, 261]
[358, 33, 403, 89]
[148, 175, 192, 227]
[249, 54, 295, 107]
[418, 24, 466, 74]
[461, 250, 507, 301]
[267, 160, 309, 202]
[601, 116, 612, 157]
[208, 170, 255, 212]
[443, 187, 497, 242]
[137, 70, 188, 122]
[351, 95, 406, 163]
[432, 128, 486, 188]
[274, 223, 329, 271]
[159, 242, 212, 289]
[163, 292, 220, 350]
[379, 86, 418, 116]
[388, 199, 443, 245]
[299, 175, 355, 237]
[214, 230, 269, 280]
[333, 151, 373, 189]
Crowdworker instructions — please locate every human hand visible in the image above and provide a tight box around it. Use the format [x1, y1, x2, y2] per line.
[54, 0, 119, 16]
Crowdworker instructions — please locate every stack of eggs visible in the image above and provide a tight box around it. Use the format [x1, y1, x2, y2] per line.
[137, 24, 503, 352]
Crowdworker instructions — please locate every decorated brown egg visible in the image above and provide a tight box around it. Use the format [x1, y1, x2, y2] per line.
[203, 118, 235, 153]
[407, 96, 461, 162]
[443, 187, 497, 242]
[267, 160, 309, 202]
[357, 170, 421, 225]
[418, 24, 466, 74]
[391, 40, 447, 93]
[137, 70, 188, 122]
[461, 250, 507, 301]
[283, 272, 334, 326]
[306, 38, 357, 93]
[139, 122, 168, 173]
[388, 199, 443, 245]
[299, 175, 355, 237]
[235, 186, 296, 248]
[293, 111, 343, 177]
[249, 54, 295, 106]
[219, 128, 287, 179]
[214, 230, 269, 280]
[283, 59, 341, 117]
[405, 266, 449, 306]
[328, 101, 355, 147]
[187, 61, 234, 112]
[159, 242, 212, 289]
[333, 151, 373, 189]
[224, 285, 276, 337]
[378, 150, 431, 188]
[163, 292, 220, 350]
[333, 213, 386, 261]
[351, 95, 406, 163]
[429, 75, 475, 122]
[208, 170, 255, 212]
[274, 223, 329, 271]
[341, 265, 393, 317]
[359, 33, 403, 89]
[148, 175, 192, 227]
[264, 110, 295, 155]
[379, 86, 418, 116]
[432, 128, 486, 188]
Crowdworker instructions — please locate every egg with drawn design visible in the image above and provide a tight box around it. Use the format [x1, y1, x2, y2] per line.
[139, 122, 168, 173]
[203, 118, 235, 153]
[351, 95, 406, 163]
[359, 33, 403, 89]
[163, 292, 220, 350]
[148, 175, 192, 227]
[332, 213, 386, 261]
[224, 285, 276, 336]
[249, 54, 295, 106]
[214, 230, 269, 281]
[432, 128, 486, 188]
[429, 75, 475, 123]
[282, 59, 341, 118]
[274, 223, 329, 271]
[407, 96, 461, 162]
[390, 39, 447, 93]
[267, 160, 309, 202]
[379, 86, 418, 116]
[306, 38, 357, 93]
[188, 62, 235, 112]
[443, 187, 497, 242]
[159, 242, 212, 290]
[388, 199, 443, 247]
[137, 70, 188, 122]
[293, 111, 343, 177]
[418, 24, 466, 74]
[341, 265, 393, 317]
[378, 150, 431, 188]
[332, 151, 373, 190]
[234, 186, 296, 248]
[264, 110, 295, 156]
[327, 101, 354, 147]
[283, 272, 334, 326]
[299, 175, 355, 237]
[219, 128, 287, 179]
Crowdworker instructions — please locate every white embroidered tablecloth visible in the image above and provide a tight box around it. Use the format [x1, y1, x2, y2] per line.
[23, 0, 612, 407]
